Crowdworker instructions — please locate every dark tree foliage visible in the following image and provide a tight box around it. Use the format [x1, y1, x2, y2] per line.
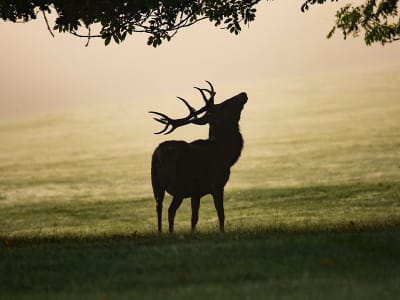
[0, 0, 399, 46]
[303, 0, 400, 45]
[0, 0, 260, 46]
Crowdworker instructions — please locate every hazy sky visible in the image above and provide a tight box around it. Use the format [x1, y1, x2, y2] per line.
[0, 0, 399, 116]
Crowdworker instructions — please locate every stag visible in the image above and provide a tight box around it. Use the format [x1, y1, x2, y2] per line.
[150, 81, 247, 233]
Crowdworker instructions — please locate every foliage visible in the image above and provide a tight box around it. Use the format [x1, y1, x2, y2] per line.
[0, 0, 259, 46]
[303, 0, 400, 45]
[1, 1, 399, 46]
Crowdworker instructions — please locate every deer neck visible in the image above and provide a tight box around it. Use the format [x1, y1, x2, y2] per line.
[209, 124, 243, 166]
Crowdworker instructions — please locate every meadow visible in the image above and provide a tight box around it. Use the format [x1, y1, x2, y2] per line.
[1, 69, 400, 299]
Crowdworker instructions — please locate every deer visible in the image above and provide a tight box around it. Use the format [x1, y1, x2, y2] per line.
[150, 81, 247, 233]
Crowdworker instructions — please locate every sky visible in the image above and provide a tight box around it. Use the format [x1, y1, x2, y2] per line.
[0, 0, 399, 117]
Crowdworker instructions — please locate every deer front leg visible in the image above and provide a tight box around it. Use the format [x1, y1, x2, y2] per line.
[191, 196, 201, 232]
[212, 189, 225, 232]
[168, 196, 183, 233]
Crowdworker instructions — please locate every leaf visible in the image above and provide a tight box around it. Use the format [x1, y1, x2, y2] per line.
[121, 31, 127, 40]
[104, 35, 111, 46]
[327, 26, 336, 39]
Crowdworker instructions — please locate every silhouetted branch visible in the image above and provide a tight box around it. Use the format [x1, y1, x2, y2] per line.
[85, 26, 91, 47]
[42, 10, 54, 38]
[70, 31, 102, 38]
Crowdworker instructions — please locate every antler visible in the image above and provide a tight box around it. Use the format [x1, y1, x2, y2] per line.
[149, 96, 198, 135]
[194, 80, 215, 107]
[149, 81, 216, 134]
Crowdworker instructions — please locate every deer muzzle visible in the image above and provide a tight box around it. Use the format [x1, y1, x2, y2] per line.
[238, 92, 248, 104]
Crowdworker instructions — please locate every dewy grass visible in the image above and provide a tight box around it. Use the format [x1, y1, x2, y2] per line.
[1, 182, 399, 237]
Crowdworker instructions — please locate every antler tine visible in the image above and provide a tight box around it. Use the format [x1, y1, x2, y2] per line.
[149, 111, 169, 123]
[205, 80, 215, 96]
[194, 80, 215, 105]
[193, 87, 209, 105]
[149, 111, 172, 134]
[163, 125, 176, 135]
[154, 127, 169, 135]
[177, 96, 197, 118]
[204, 80, 215, 105]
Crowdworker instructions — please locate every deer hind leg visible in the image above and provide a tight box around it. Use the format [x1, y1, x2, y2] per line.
[156, 192, 164, 234]
[168, 196, 183, 233]
[191, 196, 201, 232]
[212, 189, 225, 233]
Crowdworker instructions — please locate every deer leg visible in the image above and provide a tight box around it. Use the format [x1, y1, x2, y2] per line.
[154, 189, 165, 234]
[156, 201, 163, 234]
[168, 196, 183, 233]
[212, 189, 225, 233]
[191, 196, 201, 232]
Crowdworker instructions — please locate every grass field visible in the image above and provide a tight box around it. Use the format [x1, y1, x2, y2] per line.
[1, 69, 400, 299]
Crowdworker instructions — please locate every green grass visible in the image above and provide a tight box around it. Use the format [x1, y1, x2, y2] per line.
[1, 223, 400, 300]
[1, 69, 400, 299]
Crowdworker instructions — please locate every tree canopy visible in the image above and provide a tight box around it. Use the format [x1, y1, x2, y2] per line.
[302, 0, 400, 45]
[0, 0, 399, 46]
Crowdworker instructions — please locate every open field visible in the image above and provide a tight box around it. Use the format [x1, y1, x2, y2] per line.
[1, 69, 400, 299]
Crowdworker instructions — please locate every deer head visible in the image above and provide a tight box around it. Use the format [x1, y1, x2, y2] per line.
[149, 81, 247, 134]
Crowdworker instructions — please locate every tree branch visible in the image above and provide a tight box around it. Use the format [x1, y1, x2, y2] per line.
[42, 10, 54, 38]
[85, 25, 91, 47]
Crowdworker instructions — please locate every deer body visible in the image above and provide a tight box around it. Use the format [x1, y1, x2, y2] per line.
[150, 83, 247, 233]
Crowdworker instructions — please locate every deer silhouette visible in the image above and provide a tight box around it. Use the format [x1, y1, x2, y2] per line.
[150, 81, 247, 233]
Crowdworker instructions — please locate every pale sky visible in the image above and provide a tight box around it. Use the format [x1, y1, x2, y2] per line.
[0, 0, 399, 117]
